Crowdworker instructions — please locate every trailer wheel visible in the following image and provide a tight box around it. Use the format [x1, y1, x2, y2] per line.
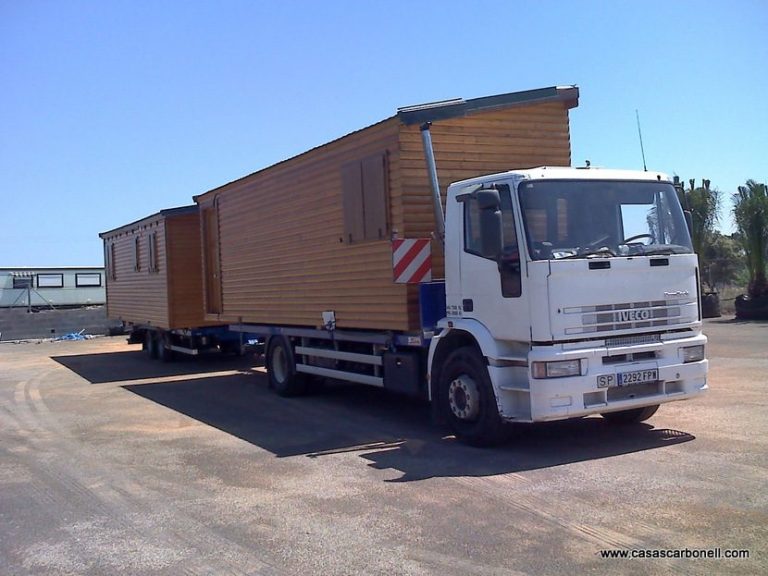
[157, 333, 175, 363]
[267, 337, 306, 397]
[145, 331, 158, 359]
[601, 404, 659, 424]
[438, 346, 506, 447]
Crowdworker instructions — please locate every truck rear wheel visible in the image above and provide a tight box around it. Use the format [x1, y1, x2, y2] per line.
[601, 404, 659, 424]
[438, 346, 506, 447]
[267, 337, 307, 397]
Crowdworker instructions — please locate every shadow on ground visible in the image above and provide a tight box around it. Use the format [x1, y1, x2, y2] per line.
[707, 317, 768, 325]
[52, 348, 260, 384]
[123, 371, 695, 482]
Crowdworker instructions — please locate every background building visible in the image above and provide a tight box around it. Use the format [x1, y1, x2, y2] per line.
[0, 267, 106, 310]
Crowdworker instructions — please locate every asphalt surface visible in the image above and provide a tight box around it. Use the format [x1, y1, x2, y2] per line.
[0, 318, 765, 575]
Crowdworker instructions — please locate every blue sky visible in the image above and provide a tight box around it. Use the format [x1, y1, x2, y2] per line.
[1, 0, 766, 266]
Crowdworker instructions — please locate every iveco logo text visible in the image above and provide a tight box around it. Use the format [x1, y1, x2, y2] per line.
[615, 309, 651, 322]
[664, 290, 690, 297]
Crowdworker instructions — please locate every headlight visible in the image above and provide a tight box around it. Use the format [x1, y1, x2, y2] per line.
[532, 359, 582, 378]
[681, 345, 705, 363]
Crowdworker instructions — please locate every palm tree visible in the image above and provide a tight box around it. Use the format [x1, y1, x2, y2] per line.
[675, 178, 722, 317]
[733, 180, 768, 299]
[686, 179, 720, 261]
[674, 177, 721, 259]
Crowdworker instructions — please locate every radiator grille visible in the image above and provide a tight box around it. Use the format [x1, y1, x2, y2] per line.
[605, 333, 661, 348]
[563, 298, 697, 336]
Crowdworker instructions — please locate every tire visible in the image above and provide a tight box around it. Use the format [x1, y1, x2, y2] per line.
[267, 337, 307, 397]
[437, 346, 506, 447]
[145, 331, 158, 359]
[601, 404, 659, 424]
[157, 332, 175, 363]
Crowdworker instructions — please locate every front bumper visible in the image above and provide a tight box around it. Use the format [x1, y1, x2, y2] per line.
[490, 332, 708, 422]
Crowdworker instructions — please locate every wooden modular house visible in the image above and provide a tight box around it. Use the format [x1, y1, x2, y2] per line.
[195, 86, 579, 332]
[99, 206, 218, 330]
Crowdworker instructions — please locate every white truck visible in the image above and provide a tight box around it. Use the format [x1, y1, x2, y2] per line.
[428, 159, 708, 444]
[232, 123, 708, 446]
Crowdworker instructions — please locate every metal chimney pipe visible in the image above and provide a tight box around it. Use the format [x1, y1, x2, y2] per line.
[420, 122, 445, 248]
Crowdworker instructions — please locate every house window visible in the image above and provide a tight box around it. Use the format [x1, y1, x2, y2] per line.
[341, 152, 389, 243]
[37, 273, 64, 288]
[134, 236, 141, 271]
[105, 242, 116, 280]
[147, 232, 158, 273]
[13, 276, 33, 289]
[76, 273, 102, 287]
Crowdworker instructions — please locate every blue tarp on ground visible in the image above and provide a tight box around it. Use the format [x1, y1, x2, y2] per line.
[54, 330, 93, 341]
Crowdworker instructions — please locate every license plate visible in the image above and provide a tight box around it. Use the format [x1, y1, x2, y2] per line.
[617, 369, 658, 386]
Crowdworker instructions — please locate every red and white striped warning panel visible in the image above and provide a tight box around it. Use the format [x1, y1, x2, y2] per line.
[392, 238, 432, 284]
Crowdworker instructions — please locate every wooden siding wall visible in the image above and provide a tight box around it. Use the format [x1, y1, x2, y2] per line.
[166, 213, 216, 329]
[398, 102, 572, 241]
[203, 118, 409, 331]
[398, 101, 573, 326]
[103, 217, 170, 328]
[199, 100, 572, 332]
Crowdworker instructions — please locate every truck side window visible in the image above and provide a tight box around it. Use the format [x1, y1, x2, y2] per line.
[463, 184, 521, 298]
[463, 196, 487, 257]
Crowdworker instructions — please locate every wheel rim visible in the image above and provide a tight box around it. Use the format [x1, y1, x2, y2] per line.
[448, 375, 480, 421]
[272, 345, 288, 383]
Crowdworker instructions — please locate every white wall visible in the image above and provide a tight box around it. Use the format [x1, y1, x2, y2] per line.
[0, 268, 106, 308]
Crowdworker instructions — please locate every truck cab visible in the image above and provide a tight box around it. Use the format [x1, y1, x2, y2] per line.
[430, 167, 708, 444]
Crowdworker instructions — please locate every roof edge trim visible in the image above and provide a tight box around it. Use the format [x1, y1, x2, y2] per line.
[397, 85, 579, 126]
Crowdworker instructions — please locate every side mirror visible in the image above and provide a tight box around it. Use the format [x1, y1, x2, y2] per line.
[476, 189, 500, 211]
[684, 210, 693, 236]
[476, 190, 503, 260]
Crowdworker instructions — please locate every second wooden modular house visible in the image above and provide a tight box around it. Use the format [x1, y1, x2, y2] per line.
[99, 206, 217, 331]
[195, 86, 579, 333]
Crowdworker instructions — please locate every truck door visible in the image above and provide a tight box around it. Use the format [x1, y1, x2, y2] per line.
[459, 182, 531, 343]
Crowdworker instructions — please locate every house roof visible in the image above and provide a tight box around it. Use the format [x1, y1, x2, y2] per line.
[193, 85, 579, 203]
[99, 205, 197, 238]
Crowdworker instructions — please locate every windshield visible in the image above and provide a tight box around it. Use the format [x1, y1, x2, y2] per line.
[517, 179, 693, 261]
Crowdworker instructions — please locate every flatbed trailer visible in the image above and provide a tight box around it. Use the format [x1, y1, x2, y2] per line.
[101, 86, 707, 445]
[189, 87, 707, 444]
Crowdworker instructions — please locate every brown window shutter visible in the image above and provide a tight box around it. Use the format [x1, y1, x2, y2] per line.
[361, 153, 388, 240]
[341, 160, 365, 243]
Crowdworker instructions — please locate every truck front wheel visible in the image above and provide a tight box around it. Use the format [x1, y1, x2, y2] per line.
[267, 337, 307, 397]
[601, 404, 659, 424]
[438, 346, 506, 447]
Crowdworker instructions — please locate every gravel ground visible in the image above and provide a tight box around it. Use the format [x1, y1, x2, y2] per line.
[0, 317, 765, 575]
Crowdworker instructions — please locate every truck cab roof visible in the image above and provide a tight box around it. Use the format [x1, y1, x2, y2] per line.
[447, 166, 673, 193]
